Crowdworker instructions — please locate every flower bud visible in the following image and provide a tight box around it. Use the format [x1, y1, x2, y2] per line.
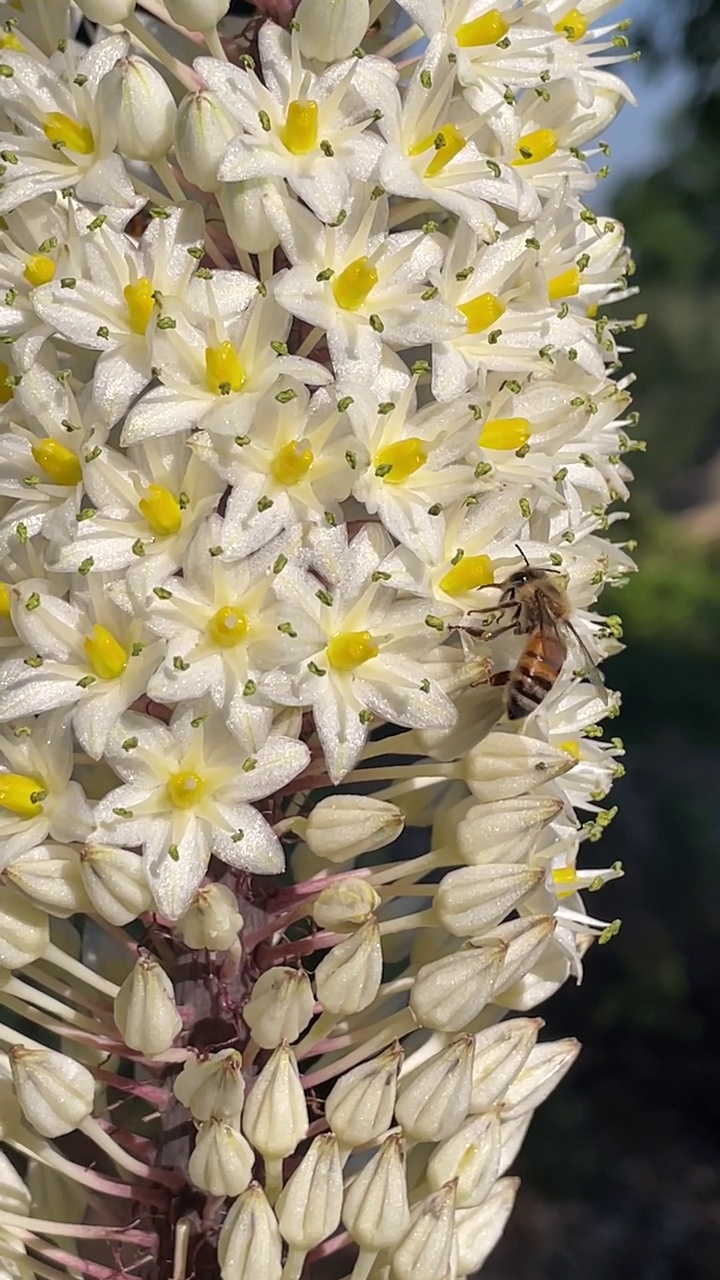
[427, 1112, 501, 1207]
[164, 0, 229, 28]
[178, 884, 243, 951]
[175, 91, 237, 193]
[0, 888, 49, 970]
[103, 56, 177, 163]
[454, 1178, 520, 1276]
[218, 182, 280, 256]
[469, 1018, 542, 1114]
[4, 845, 91, 918]
[497, 1113, 532, 1175]
[304, 795, 404, 862]
[276, 1133, 343, 1250]
[218, 1183, 282, 1280]
[463, 732, 577, 802]
[435, 864, 544, 937]
[9, 1046, 94, 1139]
[315, 917, 382, 1015]
[456, 796, 564, 866]
[486, 915, 557, 997]
[313, 878, 380, 930]
[76, 0, 136, 21]
[113, 953, 182, 1055]
[296, 0, 370, 63]
[342, 1130, 409, 1250]
[395, 1036, 473, 1143]
[80, 843, 152, 926]
[500, 1038, 581, 1119]
[188, 1118, 254, 1197]
[410, 939, 506, 1033]
[242, 1043, 308, 1161]
[243, 967, 314, 1050]
[326, 1042, 402, 1147]
[173, 1049, 245, 1123]
[390, 1183, 457, 1280]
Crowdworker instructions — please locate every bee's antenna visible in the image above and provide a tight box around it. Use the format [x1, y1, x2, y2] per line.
[515, 543, 531, 567]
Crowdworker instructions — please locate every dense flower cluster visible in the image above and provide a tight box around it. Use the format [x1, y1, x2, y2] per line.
[0, 2, 640, 1278]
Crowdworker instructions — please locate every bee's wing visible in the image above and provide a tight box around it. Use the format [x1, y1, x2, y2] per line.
[562, 618, 608, 702]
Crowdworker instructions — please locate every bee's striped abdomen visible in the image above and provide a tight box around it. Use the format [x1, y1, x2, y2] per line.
[506, 627, 566, 720]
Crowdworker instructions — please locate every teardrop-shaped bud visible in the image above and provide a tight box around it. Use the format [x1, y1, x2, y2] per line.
[173, 1049, 245, 1124]
[326, 1043, 402, 1148]
[312, 878, 380, 930]
[469, 1018, 543, 1114]
[243, 967, 314, 1050]
[342, 1130, 409, 1250]
[218, 181, 280, 255]
[113, 953, 182, 1055]
[218, 1182, 282, 1280]
[76, 0, 136, 21]
[177, 883, 243, 951]
[390, 1182, 457, 1280]
[435, 864, 544, 937]
[315, 917, 382, 1015]
[486, 915, 557, 997]
[5, 845, 91, 918]
[427, 1111, 501, 1207]
[410, 938, 506, 1032]
[454, 1177, 520, 1276]
[188, 1118, 254, 1197]
[463, 732, 576, 802]
[304, 795, 404, 862]
[296, 0, 371, 63]
[9, 1045, 94, 1139]
[164, 0, 229, 28]
[276, 1133, 343, 1250]
[98, 55, 176, 163]
[456, 796, 564, 865]
[500, 1038, 581, 1119]
[175, 91, 237, 192]
[395, 1035, 473, 1143]
[80, 843, 152, 926]
[242, 1043, 308, 1161]
[0, 888, 49, 969]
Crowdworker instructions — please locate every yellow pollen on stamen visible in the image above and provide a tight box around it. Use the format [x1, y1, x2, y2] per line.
[327, 630, 379, 672]
[552, 866, 580, 898]
[410, 122, 467, 178]
[0, 584, 11, 619]
[281, 99, 319, 154]
[554, 8, 589, 40]
[139, 485, 183, 537]
[205, 341, 246, 396]
[0, 773, 46, 819]
[374, 438, 428, 484]
[548, 266, 581, 302]
[478, 417, 531, 450]
[332, 257, 379, 311]
[439, 555, 494, 595]
[43, 112, 94, 155]
[0, 361, 14, 405]
[455, 10, 509, 47]
[83, 625, 129, 681]
[0, 30, 24, 51]
[124, 277, 156, 335]
[459, 292, 505, 334]
[31, 438, 82, 486]
[271, 440, 314, 487]
[23, 253, 56, 287]
[560, 739, 581, 760]
[208, 606, 249, 649]
[167, 770, 205, 810]
[512, 128, 559, 166]
[587, 301, 599, 318]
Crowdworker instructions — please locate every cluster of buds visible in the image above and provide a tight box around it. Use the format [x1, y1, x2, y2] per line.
[0, 1, 639, 1278]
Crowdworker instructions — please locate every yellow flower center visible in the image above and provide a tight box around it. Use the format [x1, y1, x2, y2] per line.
[551, 866, 580, 898]
[0, 361, 14, 405]
[560, 739, 581, 760]
[23, 253, 56, 287]
[271, 440, 314, 487]
[332, 257, 379, 311]
[43, 112, 95, 155]
[139, 485, 183, 537]
[208, 605, 249, 649]
[326, 630, 379, 672]
[83, 625, 129, 681]
[455, 10, 509, 47]
[374, 438, 428, 485]
[0, 584, 11, 619]
[459, 292, 505, 334]
[124, 277, 156, 336]
[478, 417, 531, 450]
[205, 341, 246, 395]
[548, 266, 580, 302]
[554, 8, 588, 40]
[167, 770, 205, 810]
[512, 128, 559, 166]
[0, 773, 46, 819]
[281, 99, 319, 154]
[410, 122, 467, 178]
[0, 30, 24, 52]
[439, 555, 494, 595]
[31, 438, 82, 486]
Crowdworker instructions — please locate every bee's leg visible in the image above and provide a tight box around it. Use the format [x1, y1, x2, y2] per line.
[489, 670, 511, 688]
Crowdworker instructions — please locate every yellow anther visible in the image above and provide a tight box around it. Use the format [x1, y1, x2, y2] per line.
[208, 605, 249, 649]
[31, 438, 82, 486]
[410, 122, 467, 177]
[478, 416, 531, 450]
[512, 128, 559, 166]
[281, 99, 319, 154]
[548, 266, 580, 302]
[43, 112, 94, 155]
[205, 341, 246, 396]
[124, 277, 156, 336]
[560, 739, 581, 760]
[167, 770, 205, 810]
[332, 257, 379, 311]
[139, 485, 183, 537]
[0, 773, 46, 819]
[455, 10, 509, 47]
[0, 584, 11, 619]
[552, 866, 580, 898]
[0, 30, 23, 51]
[587, 301, 599, 318]
[459, 292, 505, 334]
[23, 253, 56, 287]
[83, 625, 129, 681]
[554, 8, 589, 40]
[374, 438, 428, 485]
[327, 630, 379, 672]
[271, 440, 314, 487]
[439, 555, 494, 595]
[0, 361, 14, 405]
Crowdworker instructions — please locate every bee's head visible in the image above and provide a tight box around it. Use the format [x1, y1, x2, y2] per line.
[504, 566, 547, 588]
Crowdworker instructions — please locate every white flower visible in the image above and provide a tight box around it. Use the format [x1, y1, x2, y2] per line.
[0, 711, 93, 864]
